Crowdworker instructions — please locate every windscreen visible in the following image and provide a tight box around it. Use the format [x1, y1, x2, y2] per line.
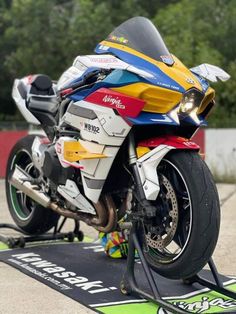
[105, 16, 174, 65]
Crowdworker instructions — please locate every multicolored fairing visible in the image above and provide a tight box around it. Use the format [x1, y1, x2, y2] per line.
[56, 16, 230, 128]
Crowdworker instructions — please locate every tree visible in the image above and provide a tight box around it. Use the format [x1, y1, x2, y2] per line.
[153, 0, 236, 127]
[4, 0, 73, 78]
[0, 0, 235, 126]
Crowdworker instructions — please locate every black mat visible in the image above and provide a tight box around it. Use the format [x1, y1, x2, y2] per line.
[0, 242, 236, 314]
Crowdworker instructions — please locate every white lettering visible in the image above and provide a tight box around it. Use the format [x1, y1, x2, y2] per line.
[31, 261, 57, 268]
[76, 280, 103, 291]
[12, 253, 39, 259]
[89, 288, 110, 294]
[54, 271, 76, 279]
[43, 267, 65, 274]
[21, 257, 42, 263]
[103, 95, 125, 109]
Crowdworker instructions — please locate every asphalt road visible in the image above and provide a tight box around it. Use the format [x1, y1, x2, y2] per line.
[0, 180, 236, 313]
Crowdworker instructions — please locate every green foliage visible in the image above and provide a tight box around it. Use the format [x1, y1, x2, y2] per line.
[0, 0, 235, 127]
[153, 0, 236, 127]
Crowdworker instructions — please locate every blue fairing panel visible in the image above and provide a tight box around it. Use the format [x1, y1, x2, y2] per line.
[128, 112, 207, 126]
[181, 115, 207, 126]
[128, 112, 179, 125]
[95, 44, 184, 93]
[191, 72, 209, 92]
[103, 69, 140, 85]
[68, 69, 142, 102]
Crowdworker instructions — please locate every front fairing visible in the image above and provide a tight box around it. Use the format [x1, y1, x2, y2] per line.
[95, 17, 204, 94]
[95, 17, 215, 124]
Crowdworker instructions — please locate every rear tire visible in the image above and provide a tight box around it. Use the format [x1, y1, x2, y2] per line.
[5, 135, 59, 235]
[142, 151, 220, 279]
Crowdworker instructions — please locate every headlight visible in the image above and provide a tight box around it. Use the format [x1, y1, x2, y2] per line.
[179, 89, 204, 115]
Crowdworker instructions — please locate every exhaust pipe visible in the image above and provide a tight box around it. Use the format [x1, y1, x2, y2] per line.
[9, 166, 117, 233]
[10, 166, 51, 208]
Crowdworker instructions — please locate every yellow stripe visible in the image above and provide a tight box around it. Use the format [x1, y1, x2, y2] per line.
[64, 141, 107, 162]
[112, 82, 182, 113]
[101, 40, 202, 92]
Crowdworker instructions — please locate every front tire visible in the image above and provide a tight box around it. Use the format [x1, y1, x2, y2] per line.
[142, 151, 220, 279]
[5, 135, 59, 235]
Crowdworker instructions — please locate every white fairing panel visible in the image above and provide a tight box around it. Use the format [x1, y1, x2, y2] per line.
[136, 145, 176, 200]
[75, 54, 154, 79]
[57, 58, 88, 90]
[57, 53, 154, 97]
[12, 76, 57, 125]
[62, 100, 130, 146]
[80, 146, 120, 202]
[61, 100, 131, 203]
[58, 179, 96, 214]
[191, 64, 230, 82]
[12, 79, 40, 125]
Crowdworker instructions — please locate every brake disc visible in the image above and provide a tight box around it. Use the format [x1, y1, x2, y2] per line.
[146, 175, 178, 250]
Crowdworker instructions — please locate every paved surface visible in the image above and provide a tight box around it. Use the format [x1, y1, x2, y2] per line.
[0, 180, 97, 314]
[0, 180, 236, 313]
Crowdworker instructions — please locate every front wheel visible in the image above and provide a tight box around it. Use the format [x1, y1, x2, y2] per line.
[142, 151, 220, 279]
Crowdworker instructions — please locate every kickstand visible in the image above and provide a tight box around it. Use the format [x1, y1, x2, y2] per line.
[0, 218, 84, 249]
[121, 221, 236, 314]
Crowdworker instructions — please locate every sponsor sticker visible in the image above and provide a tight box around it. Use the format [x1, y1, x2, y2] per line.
[84, 123, 100, 134]
[103, 95, 125, 110]
[158, 294, 236, 313]
[9, 252, 117, 294]
[98, 45, 109, 51]
[89, 57, 118, 63]
[160, 55, 174, 65]
[108, 35, 129, 44]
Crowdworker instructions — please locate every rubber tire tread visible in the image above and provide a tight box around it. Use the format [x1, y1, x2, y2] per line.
[5, 135, 59, 235]
[144, 150, 220, 279]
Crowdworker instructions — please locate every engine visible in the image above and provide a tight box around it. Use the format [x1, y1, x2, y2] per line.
[31, 136, 74, 185]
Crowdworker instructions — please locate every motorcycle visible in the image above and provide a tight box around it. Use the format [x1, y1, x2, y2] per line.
[6, 16, 230, 279]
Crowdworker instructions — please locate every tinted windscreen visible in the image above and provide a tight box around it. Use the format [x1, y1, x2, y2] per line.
[106, 16, 173, 65]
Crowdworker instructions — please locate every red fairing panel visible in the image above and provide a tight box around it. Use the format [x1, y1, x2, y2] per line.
[138, 135, 200, 150]
[85, 87, 145, 118]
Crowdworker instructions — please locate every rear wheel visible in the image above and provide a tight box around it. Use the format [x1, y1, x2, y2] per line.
[142, 151, 220, 279]
[5, 135, 59, 235]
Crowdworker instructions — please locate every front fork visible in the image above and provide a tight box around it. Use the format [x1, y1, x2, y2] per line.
[128, 132, 156, 218]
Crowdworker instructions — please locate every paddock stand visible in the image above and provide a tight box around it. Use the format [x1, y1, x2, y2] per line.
[0, 217, 84, 249]
[120, 221, 236, 314]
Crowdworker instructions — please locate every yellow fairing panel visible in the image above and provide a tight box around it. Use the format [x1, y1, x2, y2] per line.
[136, 146, 150, 158]
[198, 87, 215, 114]
[64, 141, 107, 162]
[112, 82, 182, 113]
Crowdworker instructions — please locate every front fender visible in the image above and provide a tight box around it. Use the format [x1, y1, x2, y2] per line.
[138, 135, 200, 150]
[136, 136, 199, 201]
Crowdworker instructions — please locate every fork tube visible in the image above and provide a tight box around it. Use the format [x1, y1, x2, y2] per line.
[128, 131, 137, 165]
[128, 132, 146, 201]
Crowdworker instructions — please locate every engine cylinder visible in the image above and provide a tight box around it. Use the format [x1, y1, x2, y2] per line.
[42, 146, 74, 185]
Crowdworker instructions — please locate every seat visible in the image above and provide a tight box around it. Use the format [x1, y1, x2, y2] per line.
[27, 74, 58, 116]
[30, 74, 55, 96]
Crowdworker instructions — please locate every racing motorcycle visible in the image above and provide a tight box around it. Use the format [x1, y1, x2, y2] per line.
[6, 17, 230, 279]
